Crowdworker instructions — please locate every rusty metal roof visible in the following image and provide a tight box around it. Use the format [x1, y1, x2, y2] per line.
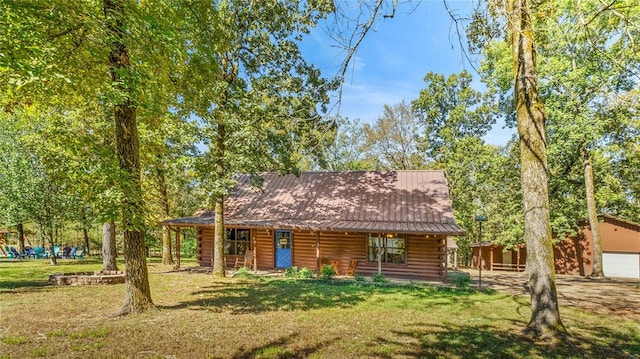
[159, 209, 215, 228]
[162, 171, 465, 236]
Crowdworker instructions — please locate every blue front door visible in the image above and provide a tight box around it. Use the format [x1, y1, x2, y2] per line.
[275, 230, 292, 268]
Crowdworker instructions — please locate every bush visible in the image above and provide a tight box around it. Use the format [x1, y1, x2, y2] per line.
[450, 272, 471, 288]
[372, 273, 389, 283]
[354, 274, 365, 282]
[320, 264, 335, 279]
[284, 266, 299, 278]
[284, 266, 315, 279]
[180, 237, 197, 258]
[298, 267, 315, 278]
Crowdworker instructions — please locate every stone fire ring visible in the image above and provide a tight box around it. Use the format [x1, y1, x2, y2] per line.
[48, 270, 125, 286]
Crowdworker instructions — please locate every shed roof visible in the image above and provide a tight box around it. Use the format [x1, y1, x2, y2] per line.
[162, 171, 465, 236]
[599, 214, 640, 230]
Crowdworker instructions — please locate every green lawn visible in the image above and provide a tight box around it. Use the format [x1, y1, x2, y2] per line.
[0, 258, 638, 358]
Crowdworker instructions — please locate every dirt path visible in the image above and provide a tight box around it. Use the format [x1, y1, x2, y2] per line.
[463, 269, 640, 320]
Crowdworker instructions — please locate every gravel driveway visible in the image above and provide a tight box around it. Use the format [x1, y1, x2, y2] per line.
[463, 269, 640, 320]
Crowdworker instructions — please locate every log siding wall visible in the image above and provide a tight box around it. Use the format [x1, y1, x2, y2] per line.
[196, 228, 446, 280]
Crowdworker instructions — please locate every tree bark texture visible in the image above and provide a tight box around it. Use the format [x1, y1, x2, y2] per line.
[508, 0, 567, 339]
[157, 166, 174, 265]
[82, 213, 90, 254]
[102, 222, 118, 271]
[583, 150, 604, 277]
[162, 226, 174, 265]
[104, 0, 153, 314]
[212, 196, 226, 277]
[44, 223, 57, 265]
[17, 222, 24, 252]
[82, 226, 90, 255]
[211, 111, 226, 277]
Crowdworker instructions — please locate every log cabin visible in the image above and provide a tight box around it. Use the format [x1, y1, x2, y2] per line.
[161, 170, 465, 281]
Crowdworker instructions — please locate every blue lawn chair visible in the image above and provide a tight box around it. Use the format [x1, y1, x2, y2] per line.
[53, 245, 60, 258]
[9, 247, 25, 259]
[67, 246, 78, 259]
[5, 246, 16, 259]
[24, 246, 35, 259]
[72, 247, 86, 259]
[33, 246, 48, 259]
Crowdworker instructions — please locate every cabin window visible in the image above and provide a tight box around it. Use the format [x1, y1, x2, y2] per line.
[225, 228, 251, 255]
[367, 234, 406, 264]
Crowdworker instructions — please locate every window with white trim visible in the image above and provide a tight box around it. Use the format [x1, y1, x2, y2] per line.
[367, 233, 406, 263]
[225, 228, 251, 255]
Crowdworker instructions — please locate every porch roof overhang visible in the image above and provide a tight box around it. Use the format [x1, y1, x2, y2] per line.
[159, 213, 215, 228]
[470, 241, 493, 248]
[160, 214, 466, 236]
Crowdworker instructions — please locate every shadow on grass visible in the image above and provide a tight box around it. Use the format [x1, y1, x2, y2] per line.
[161, 279, 488, 314]
[229, 332, 338, 359]
[0, 280, 50, 292]
[368, 321, 640, 358]
[0, 258, 103, 291]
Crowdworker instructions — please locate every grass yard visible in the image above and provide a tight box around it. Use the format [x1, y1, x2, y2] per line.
[0, 259, 638, 358]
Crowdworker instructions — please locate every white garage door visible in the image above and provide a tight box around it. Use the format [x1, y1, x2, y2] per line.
[603, 253, 640, 278]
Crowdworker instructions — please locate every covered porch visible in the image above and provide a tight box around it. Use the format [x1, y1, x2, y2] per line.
[471, 242, 526, 272]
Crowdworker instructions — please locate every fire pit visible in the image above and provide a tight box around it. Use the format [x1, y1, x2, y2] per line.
[48, 270, 125, 286]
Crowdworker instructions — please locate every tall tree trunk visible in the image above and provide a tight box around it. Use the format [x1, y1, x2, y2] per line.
[157, 166, 174, 265]
[82, 213, 90, 255]
[104, 0, 153, 315]
[45, 223, 57, 265]
[212, 196, 226, 277]
[82, 227, 90, 253]
[162, 226, 173, 265]
[17, 222, 25, 253]
[583, 149, 604, 277]
[102, 222, 118, 271]
[508, 0, 567, 339]
[211, 109, 226, 277]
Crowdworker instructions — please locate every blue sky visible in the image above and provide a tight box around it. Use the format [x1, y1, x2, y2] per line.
[301, 1, 514, 146]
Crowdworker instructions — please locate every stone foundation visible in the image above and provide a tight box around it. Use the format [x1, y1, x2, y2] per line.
[48, 270, 125, 286]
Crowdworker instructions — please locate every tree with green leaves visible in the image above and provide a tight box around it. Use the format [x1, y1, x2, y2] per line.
[360, 101, 426, 170]
[412, 70, 521, 265]
[311, 116, 372, 171]
[179, 1, 335, 277]
[140, 114, 201, 266]
[539, 1, 639, 277]
[413, 70, 495, 162]
[0, 104, 87, 265]
[480, 1, 640, 279]
[504, 0, 567, 338]
[102, 0, 153, 314]
[2, 0, 187, 314]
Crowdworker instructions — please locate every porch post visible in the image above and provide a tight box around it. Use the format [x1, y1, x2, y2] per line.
[454, 249, 458, 270]
[490, 248, 494, 271]
[442, 237, 448, 283]
[315, 232, 320, 271]
[252, 229, 257, 271]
